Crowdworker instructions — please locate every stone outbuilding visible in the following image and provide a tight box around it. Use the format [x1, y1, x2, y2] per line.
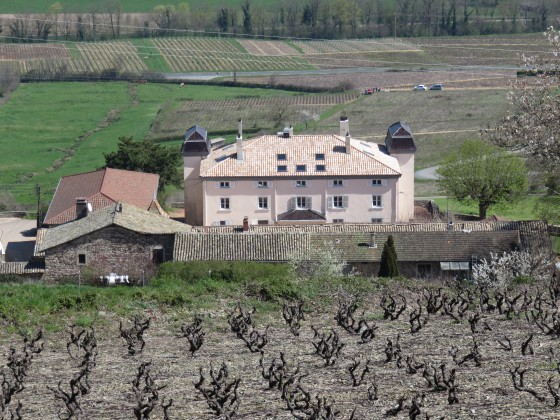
[38, 202, 191, 284]
[176, 221, 549, 279]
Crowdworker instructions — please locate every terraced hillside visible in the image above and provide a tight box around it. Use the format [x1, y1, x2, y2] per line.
[0, 34, 549, 78]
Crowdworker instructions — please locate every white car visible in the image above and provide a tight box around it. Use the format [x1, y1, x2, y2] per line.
[413, 84, 427, 91]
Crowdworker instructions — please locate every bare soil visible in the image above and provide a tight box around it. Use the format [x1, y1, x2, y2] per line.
[1, 284, 560, 419]
[231, 69, 517, 91]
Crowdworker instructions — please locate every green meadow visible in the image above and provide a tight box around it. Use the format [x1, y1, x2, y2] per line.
[0, 82, 301, 205]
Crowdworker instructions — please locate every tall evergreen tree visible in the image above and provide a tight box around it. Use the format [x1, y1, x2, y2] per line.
[378, 234, 399, 278]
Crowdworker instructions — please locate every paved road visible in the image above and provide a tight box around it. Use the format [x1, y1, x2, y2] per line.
[164, 64, 522, 80]
[415, 166, 439, 180]
[0, 218, 37, 262]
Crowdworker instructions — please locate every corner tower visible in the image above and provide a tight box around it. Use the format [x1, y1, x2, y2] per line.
[385, 122, 417, 222]
[182, 125, 211, 225]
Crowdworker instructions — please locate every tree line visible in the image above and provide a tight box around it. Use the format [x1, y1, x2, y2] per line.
[1, 0, 559, 43]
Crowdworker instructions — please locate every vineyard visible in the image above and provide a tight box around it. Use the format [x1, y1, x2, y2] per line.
[408, 33, 552, 66]
[152, 38, 312, 72]
[1, 273, 560, 418]
[147, 93, 359, 141]
[0, 34, 551, 76]
[21, 41, 148, 76]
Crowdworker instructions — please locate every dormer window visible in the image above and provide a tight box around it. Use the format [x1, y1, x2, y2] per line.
[296, 164, 307, 172]
[315, 153, 325, 160]
[277, 153, 287, 161]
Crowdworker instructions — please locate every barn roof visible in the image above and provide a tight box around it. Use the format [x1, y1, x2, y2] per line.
[39, 203, 191, 252]
[174, 221, 547, 263]
[44, 168, 162, 226]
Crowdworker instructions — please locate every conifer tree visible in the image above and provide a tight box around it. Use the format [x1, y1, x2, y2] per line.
[378, 235, 399, 277]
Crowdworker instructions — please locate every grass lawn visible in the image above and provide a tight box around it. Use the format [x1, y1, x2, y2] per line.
[433, 195, 542, 220]
[0, 82, 318, 206]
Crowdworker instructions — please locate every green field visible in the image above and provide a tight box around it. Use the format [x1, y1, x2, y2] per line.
[0, 82, 302, 205]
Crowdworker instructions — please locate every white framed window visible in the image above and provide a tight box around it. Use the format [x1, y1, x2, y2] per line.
[256, 180, 270, 188]
[216, 181, 234, 189]
[257, 197, 269, 209]
[213, 220, 232, 226]
[257, 220, 269, 225]
[371, 218, 382, 223]
[368, 179, 387, 187]
[293, 196, 311, 209]
[220, 197, 230, 210]
[329, 179, 347, 187]
[328, 196, 348, 209]
[333, 219, 344, 224]
[371, 195, 382, 208]
[294, 180, 308, 188]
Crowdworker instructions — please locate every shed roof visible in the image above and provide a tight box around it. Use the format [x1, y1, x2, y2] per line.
[174, 228, 522, 263]
[39, 203, 191, 252]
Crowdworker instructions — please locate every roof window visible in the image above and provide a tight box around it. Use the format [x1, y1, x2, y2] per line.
[296, 164, 307, 172]
[277, 165, 288, 172]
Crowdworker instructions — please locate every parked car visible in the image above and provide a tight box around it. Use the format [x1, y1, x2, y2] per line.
[413, 84, 427, 91]
[429, 83, 443, 90]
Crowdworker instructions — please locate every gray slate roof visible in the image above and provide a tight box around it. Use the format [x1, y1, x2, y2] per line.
[39, 203, 191, 252]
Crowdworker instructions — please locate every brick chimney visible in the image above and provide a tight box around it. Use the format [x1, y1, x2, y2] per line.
[237, 119, 244, 161]
[242, 216, 249, 232]
[339, 116, 349, 137]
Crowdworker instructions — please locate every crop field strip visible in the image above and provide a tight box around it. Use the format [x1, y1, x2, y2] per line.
[20, 41, 148, 75]
[148, 92, 360, 140]
[152, 38, 312, 72]
[0, 34, 552, 74]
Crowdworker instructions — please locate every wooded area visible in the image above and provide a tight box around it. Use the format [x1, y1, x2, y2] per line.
[1, 0, 559, 42]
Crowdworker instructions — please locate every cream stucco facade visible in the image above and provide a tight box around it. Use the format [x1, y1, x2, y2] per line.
[182, 120, 416, 227]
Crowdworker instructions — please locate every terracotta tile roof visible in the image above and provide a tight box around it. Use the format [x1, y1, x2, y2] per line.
[200, 135, 401, 178]
[44, 168, 161, 225]
[174, 229, 522, 263]
[0, 261, 45, 275]
[39, 203, 191, 252]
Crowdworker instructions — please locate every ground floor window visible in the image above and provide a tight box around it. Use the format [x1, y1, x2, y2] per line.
[333, 219, 344, 223]
[257, 220, 269, 225]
